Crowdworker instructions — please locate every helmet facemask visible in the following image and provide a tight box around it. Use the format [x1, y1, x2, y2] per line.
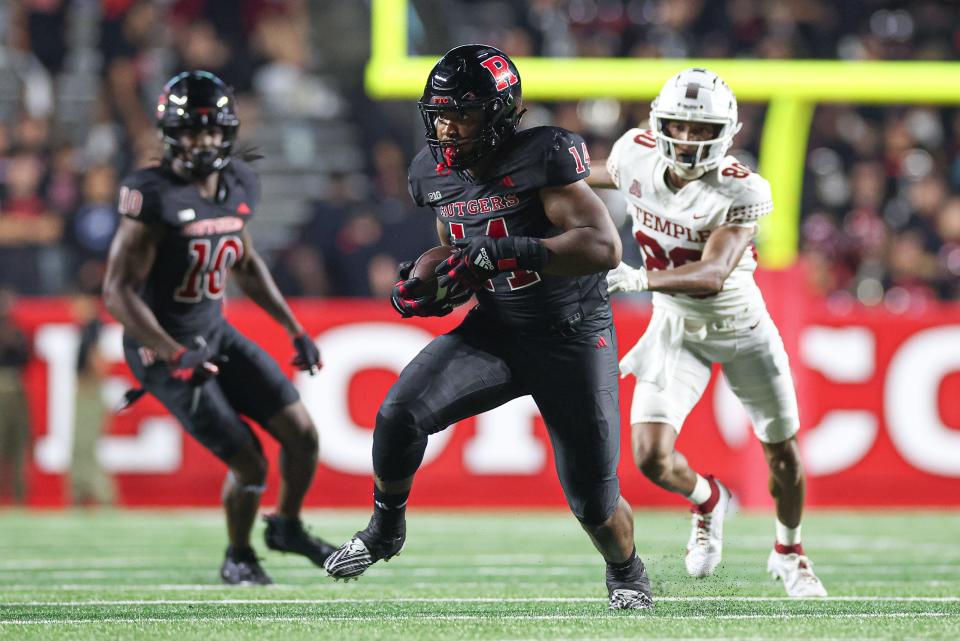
[419, 93, 522, 170]
[652, 115, 741, 179]
[162, 122, 238, 179]
[156, 71, 240, 180]
[650, 68, 742, 179]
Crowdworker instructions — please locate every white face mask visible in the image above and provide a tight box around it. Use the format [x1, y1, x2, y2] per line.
[650, 68, 742, 177]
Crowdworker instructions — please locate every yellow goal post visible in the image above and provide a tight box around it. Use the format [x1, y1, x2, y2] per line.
[365, 0, 960, 268]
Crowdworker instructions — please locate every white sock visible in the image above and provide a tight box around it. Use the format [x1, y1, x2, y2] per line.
[776, 520, 802, 546]
[686, 474, 712, 505]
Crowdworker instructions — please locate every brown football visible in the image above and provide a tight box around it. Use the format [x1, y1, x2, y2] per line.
[404, 245, 455, 299]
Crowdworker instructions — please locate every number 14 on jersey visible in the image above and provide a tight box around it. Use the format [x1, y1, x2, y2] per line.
[449, 218, 541, 291]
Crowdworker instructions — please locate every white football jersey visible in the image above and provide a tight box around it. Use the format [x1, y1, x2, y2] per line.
[607, 128, 772, 319]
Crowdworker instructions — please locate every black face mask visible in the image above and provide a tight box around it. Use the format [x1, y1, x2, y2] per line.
[169, 143, 231, 180]
[182, 148, 223, 178]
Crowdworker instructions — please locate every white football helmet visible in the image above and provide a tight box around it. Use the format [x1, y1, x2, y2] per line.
[650, 68, 742, 179]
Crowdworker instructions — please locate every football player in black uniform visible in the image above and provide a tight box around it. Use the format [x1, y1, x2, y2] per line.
[103, 71, 334, 585]
[323, 46, 653, 610]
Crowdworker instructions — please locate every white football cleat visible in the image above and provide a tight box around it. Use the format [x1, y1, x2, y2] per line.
[324, 527, 405, 581]
[608, 589, 654, 610]
[324, 536, 374, 580]
[767, 548, 828, 597]
[685, 476, 731, 578]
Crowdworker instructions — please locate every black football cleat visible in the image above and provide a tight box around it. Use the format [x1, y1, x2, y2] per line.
[263, 514, 337, 568]
[607, 555, 654, 610]
[323, 523, 405, 580]
[220, 545, 272, 586]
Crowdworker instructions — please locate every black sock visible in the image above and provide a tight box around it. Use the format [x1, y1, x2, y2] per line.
[371, 486, 408, 535]
[273, 513, 299, 525]
[606, 548, 640, 580]
[226, 544, 255, 560]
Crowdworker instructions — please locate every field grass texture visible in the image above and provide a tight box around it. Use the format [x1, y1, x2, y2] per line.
[1, 509, 958, 640]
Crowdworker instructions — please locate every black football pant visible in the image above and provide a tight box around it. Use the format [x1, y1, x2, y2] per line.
[373, 307, 622, 524]
[124, 322, 300, 463]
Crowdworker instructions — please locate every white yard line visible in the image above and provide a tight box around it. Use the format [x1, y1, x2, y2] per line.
[2, 596, 959, 606]
[3, 565, 958, 580]
[3, 555, 959, 570]
[0, 612, 953, 625]
[1, 579, 956, 591]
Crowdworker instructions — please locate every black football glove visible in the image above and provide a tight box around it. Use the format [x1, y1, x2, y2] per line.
[391, 279, 460, 318]
[391, 259, 432, 318]
[391, 293, 456, 318]
[391, 259, 470, 318]
[169, 345, 219, 386]
[291, 332, 322, 374]
[437, 236, 548, 291]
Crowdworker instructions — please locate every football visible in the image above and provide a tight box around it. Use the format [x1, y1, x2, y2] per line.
[404, 245, 455, 299]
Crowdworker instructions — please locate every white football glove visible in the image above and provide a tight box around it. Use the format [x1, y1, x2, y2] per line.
[606, 262, 648, 293]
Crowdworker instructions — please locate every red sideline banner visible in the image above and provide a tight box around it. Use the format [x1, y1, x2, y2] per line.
[10, 271, 960, 508]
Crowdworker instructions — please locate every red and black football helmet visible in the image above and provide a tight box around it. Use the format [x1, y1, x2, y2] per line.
[418, 44, 525, 170]
[156, 70, 239, 179]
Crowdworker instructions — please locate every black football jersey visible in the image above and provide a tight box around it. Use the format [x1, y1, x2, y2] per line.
[408, 126, 607, 327]
[117, 160, 259, 339]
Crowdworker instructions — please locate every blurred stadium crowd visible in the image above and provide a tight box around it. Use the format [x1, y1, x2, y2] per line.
[0, 0, 958, 309]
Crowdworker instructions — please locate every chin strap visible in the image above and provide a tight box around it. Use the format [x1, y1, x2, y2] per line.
[672, 163, 707, 180]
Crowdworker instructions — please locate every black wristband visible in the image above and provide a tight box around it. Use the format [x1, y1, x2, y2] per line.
[497, 236, 548, 272]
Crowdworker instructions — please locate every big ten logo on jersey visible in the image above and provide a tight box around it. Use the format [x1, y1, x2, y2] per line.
[479, 56, 518, 91]
[448, 218, 541, 291]
[427, 190, 442, 202]
[174, 236, 244, 302]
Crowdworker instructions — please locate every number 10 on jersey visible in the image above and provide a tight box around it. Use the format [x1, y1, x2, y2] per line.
[174, 236, 244, 302]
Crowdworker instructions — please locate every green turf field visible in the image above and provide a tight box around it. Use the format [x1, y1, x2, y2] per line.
[1, 509, 958, 640]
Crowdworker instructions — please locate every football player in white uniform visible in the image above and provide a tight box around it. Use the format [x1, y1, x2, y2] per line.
[589, 68, 826, 597]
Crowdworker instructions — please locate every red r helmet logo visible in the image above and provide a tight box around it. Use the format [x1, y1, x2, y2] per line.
[480, 56, 519, 91]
